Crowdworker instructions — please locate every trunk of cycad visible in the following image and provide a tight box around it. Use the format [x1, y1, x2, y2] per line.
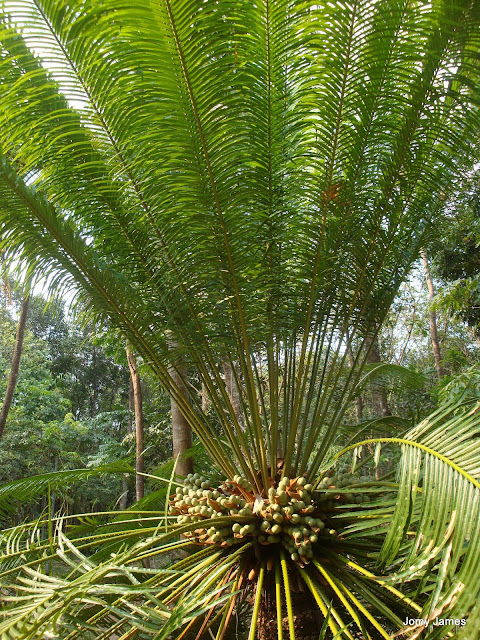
[257, 573, 322, 640]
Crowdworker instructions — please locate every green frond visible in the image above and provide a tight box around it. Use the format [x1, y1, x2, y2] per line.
[1, 0, 480, 480]
[331, 401, 480, 636]
[0, 462, 133, 520]
[1, 0, 480, 636]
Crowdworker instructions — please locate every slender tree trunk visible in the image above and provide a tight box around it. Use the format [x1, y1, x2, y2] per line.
[201, 381, 210, 413]
[126, 346, 145, 501]
[223, 360, 244, 430]
[421, 248, 444, 379]
[169, 361, 194, 477]
[346, 330, 363, 422]
[50, 456, 58, 519]
[365, 334, 391, 478]
[120, 378, 134, 510]
[92, 344, 98, 416]
[366, 336, 391, 418]
[396, 295, 419, 365]
[0, 288, 30, 439]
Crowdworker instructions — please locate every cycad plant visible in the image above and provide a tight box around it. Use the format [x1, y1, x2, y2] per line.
[1, 0, 480, 638]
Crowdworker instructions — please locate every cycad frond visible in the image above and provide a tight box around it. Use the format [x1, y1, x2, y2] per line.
[331, 400, 480, 636]
[2, 0, 480, 637]
[0, 462, 133, 520]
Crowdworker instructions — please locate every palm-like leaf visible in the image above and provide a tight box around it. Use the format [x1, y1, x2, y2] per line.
[1, 0, 480, 637]
[0, 461, 134, 520]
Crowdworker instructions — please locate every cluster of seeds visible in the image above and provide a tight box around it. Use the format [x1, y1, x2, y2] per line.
[169, 472, 353, 566]
[316, 464, 375, 506]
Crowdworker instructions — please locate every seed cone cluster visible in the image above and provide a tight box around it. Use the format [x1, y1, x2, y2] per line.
[317, 464, 375, 506]
[169, 469, 374, 566]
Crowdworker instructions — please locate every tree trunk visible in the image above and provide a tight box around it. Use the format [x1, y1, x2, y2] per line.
[120, 378, 135, 510]
[366, 336, 391, 418]
[126, 346, 145, 501]
[421, 248, 444, 379]
[365, 335, 391, 478]
[201, 381, 210, 413]
[169, 361, 193, 477]
[0, 288, 30, 439]
[346, 330, 363, 423]
[50, 456, 58, 519]
[91, 344, 98, 417]
[223, 360, 244, 430]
